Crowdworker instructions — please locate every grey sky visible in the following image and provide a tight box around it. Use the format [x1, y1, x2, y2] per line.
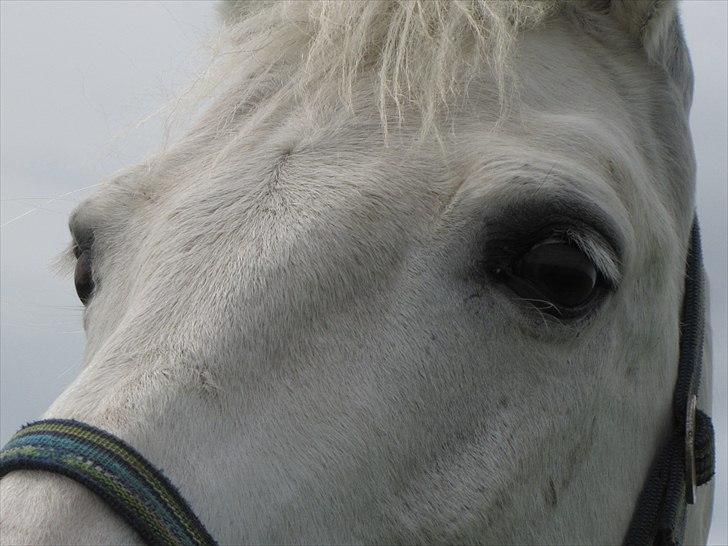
[1, 1, 725, 543]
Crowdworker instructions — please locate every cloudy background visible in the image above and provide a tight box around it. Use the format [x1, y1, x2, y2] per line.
[1, 1, 725, 542]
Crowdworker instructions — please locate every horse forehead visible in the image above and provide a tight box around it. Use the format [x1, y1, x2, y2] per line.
[74, 35, 688, 254]
[125, 134, 452, 243]
[77, 138, 452, 302]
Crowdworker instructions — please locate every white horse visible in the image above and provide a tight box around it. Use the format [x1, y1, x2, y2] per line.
[0, 0, 714, 544]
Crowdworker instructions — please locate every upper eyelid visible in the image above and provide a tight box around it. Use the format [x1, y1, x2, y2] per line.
[71, 237, 94, 260]
[480, 196, 625, 280]
[68, 206, 96, 251]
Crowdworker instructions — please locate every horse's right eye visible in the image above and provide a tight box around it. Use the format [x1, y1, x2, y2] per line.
[497, 238, 607, 319]
[74, 247, 95, 305]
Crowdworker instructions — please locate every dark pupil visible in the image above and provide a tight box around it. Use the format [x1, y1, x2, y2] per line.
[74, 251, 94, 305]
[516, 241, 597, 309]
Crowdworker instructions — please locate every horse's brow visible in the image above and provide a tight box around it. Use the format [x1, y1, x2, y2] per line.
[485, 193, 625, 264]
[68, 207, 94, 249]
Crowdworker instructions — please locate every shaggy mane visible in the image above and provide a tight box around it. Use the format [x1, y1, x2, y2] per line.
[198, 0, 561, 136]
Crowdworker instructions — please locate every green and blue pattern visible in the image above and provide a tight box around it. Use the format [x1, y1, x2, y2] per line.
[0, 419, 217, 546]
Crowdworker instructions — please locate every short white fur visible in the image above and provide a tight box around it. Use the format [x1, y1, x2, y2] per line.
[0, 1, 713, 544]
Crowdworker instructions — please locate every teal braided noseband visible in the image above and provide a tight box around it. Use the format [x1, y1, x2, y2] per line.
[0, 419, 217, 546]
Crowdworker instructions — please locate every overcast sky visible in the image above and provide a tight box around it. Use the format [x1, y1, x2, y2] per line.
[1, 1, 726, 543]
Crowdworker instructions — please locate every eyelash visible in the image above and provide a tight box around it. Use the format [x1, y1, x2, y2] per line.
[480, 226, 616, 320]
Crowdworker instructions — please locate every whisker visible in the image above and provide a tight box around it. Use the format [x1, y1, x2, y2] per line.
[0, 182, 104, 229]
[512, 297, 568, 328]
[1, 197, 80, 202]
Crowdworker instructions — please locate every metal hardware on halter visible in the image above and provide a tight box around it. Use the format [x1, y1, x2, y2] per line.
[624, 219, 716, 546]
[685, 393, 697, 505]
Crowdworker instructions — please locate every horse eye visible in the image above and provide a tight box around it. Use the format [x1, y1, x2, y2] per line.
[74, 248, 95, 305]
[503, 240, 601, 317]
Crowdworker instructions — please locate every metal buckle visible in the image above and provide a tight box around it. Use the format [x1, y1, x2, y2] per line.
[685, 394, 697, 504]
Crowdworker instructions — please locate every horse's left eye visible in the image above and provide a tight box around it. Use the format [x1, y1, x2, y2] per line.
[73, 247, 95, 305]
[501, 239, 603, 317]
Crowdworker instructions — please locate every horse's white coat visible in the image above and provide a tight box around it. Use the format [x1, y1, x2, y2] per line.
[0, 1, 714, 544]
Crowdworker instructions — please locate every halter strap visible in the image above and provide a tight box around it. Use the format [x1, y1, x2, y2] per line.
[0, 419, 217, 546]
[623, 220, 715, 546]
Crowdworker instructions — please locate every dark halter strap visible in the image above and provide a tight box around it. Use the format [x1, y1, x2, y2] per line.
[0, 419, 217, 546]
[623, 219, 716, 546]
[0, 220, 716, 546]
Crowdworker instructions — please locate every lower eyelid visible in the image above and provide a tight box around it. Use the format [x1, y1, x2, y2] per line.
[495, 282, 611, 326]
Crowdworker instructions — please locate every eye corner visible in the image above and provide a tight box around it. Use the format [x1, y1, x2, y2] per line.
[70, 240, 96, 306]
[51, 243, 82, 280]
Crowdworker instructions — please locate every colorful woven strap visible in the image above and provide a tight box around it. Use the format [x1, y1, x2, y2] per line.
[0, 419, 217, 546]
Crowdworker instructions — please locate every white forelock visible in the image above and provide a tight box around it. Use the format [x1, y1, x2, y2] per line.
[201, 0, 560, 136]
